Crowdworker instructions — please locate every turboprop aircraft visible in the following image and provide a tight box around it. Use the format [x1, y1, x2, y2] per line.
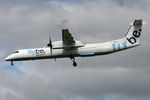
[5, 19, 143, 67]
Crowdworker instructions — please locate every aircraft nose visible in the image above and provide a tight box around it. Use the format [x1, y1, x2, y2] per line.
[5, 55, 12, 61]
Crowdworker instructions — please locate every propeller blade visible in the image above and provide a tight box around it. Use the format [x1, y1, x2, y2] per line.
[49, 36, 52, 47]
[47, 36, 53, 55]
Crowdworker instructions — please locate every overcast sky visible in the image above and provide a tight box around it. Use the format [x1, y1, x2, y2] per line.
[0, 0, 150, 100]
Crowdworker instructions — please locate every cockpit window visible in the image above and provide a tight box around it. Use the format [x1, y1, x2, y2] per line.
[14, 51, 19, 53]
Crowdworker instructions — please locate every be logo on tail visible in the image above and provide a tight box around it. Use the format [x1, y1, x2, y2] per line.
[126, 29, 142, 44]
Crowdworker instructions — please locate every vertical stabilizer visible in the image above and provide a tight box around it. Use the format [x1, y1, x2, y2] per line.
[125, 19, 142, 45]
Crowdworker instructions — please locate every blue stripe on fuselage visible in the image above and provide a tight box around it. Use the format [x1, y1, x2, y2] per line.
[80, 53, 95, 56]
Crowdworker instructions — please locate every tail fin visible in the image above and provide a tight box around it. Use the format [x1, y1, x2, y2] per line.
[125, 19, 143, 45]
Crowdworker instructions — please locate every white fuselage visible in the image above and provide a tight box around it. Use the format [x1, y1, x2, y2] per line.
[5, 38, 140, 61]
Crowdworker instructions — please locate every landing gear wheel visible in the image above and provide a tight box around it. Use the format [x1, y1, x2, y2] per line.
[73, 62, 77, 67]
[70, 56, 77, 67]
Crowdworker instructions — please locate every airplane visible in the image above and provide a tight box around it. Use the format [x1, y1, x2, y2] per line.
[5, 19, 143, 67]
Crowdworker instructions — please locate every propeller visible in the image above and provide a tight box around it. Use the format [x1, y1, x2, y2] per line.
[47, 36, 53, 55]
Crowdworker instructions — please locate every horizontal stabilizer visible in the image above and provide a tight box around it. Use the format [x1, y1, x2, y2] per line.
[133, 19, 142, 26]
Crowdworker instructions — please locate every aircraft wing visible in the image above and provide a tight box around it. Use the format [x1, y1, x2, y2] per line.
[50, 29, 84, 49]
[62, 29, 75, 45]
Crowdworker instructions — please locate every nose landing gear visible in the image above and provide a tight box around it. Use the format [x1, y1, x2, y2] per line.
[11, 61, 14, 66]
[70, 57, 77, 67]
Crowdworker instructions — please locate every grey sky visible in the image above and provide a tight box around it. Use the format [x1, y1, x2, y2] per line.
[0, 0, 150, 100]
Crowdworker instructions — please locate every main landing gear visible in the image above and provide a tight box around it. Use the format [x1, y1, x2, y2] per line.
[70, 57, 77, 67]
[11, 61, 14, 66]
